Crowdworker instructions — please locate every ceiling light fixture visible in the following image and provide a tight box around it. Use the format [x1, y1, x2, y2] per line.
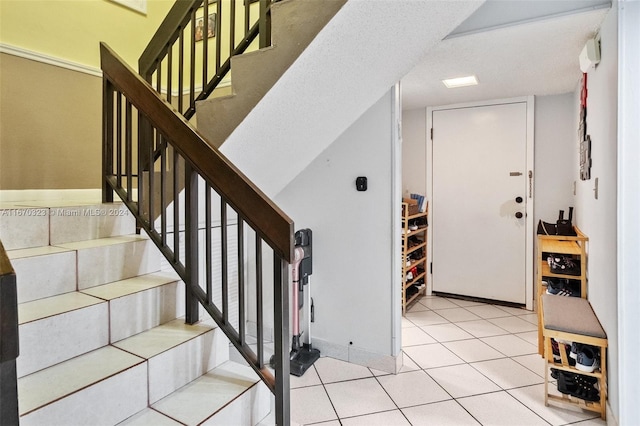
[442, 75, 479, 88]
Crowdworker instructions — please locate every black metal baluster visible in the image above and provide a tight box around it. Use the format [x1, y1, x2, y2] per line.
[190, 11, 196, 115]
[203, 0, 208, 86]
[173, 149, 180, 263]
[259, 0, 270, 48]
[167, 48, 173, 106]
[230, 0, 236, 54]
[221, 200, 228, 325]
[125, 101, 133, 201]
[148, 125, 155, 230]
[160, 135, 166, 246]
[256, 235, 263, 367]
[178, 30, 184, 114]
[244, 0, 250, 33]
[206, 184, 212, 304]
[274, 253, 290, 426]
[137, 98, 144, 218]
[216, 0, 222, 71]
[116, 92, 122, 189]
[238, 216, 245, 345]
[102, 80, 114, 203]
[185, 163, 199, 324]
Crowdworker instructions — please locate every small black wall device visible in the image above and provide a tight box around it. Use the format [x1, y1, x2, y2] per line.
[356, 176, 367, 191]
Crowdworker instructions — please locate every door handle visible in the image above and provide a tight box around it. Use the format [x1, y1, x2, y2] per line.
[515, 212, 523, 219]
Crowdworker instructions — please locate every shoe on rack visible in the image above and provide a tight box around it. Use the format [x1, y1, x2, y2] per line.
[570, 342, 582, 360]
[576, 345, 600, 373]
[556, 371, 578, 395]
[548, 254, 581, 276]
[545, 279, 574, 296]
[551, 338, 573, 364]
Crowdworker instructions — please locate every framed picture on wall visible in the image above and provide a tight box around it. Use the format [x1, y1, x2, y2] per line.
[195, 13, 216, 41]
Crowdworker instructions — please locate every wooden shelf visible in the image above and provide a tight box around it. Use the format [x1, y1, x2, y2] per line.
[404, 271, 426, 290]
[401, 202, 428, 315]
[540, 263, 582, 279]
[537, 226, 606, 420]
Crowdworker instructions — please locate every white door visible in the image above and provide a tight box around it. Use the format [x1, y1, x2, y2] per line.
[431, 102, 529, 304]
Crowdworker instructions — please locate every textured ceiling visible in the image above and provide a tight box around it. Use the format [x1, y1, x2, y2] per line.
[401, 4, 610, 110]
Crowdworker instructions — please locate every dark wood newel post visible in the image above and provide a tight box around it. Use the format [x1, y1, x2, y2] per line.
[0, 241, 19, 425]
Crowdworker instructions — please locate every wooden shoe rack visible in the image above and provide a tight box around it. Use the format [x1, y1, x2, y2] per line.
[401, 202, 428, 314]
[537, 226, 607, 419]
[541, 294, 607, 419]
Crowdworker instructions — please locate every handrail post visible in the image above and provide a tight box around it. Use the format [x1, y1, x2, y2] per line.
[102, 78, 114, 203]
[184, 163, 200, 324]
[0, 241, 19, 425]
[259, 0, 271, 48]
[274, 254, 290, 426]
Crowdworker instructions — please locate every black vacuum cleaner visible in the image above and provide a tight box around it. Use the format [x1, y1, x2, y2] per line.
[288, 229, 320, 377]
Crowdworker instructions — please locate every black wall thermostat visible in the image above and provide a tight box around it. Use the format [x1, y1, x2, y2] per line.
[356, 176, 367, 191]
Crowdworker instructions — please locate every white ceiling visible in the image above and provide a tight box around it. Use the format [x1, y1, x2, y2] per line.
[401, 0, 611, 110]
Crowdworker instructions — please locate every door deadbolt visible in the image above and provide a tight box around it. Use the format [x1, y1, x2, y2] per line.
[515, 196, 523, 204]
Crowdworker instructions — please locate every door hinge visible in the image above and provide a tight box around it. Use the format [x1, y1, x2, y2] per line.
[430, 128, 433, 140]
[430, 262, 433, 274]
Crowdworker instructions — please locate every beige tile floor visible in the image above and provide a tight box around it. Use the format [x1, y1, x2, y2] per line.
[289, 295, 607, 426]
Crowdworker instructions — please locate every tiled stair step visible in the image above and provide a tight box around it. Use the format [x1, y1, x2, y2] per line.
[8, 245, 77, 304]
[17, 291, 108, 378]
[0, 204, 50, 250]
[81, 271, 186, 343]
[121, 362, 270, 426]
[18, 346, 148, 426]
[0, 201, 136, 250]
[112, 317, 229, 404]
[55, 235, 161, 290]
[47, 202, 136, 245]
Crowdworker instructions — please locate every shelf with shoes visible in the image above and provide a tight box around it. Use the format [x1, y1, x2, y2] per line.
[401, 201, 428, 314]
[536, 226, 588, 355]
[541, 294, 607, 419]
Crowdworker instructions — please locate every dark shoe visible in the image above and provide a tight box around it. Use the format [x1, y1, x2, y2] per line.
[548, 255, 581, 276]
[576, 345, 600, 373]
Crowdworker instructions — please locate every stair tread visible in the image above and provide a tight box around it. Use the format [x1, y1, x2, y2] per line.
[81, 271, 181, 301]
[19, 291, 104, 324]
[112, 318, 215, 359]
[18, 346, 145, 416]
[151, 361, 260, 425]
[54, 234, 148, 250]
[118, 408, 182, 425]
[7, 244, 74, 260]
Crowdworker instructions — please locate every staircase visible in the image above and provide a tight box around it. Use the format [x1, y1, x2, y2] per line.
[1, 200, 270, 425]
[194, 0, 347, 149]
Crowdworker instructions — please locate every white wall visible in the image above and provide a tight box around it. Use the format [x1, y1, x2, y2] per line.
[573, 5, 620, 421]
[401, 108, 427, 197]
[533, 94, 577, 225]
[274, 89, 400, 370]
[617, 1, 640, 423]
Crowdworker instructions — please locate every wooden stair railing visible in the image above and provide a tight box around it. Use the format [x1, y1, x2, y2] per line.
[139, 0, 274, 120]
[101, 42, 292, 425]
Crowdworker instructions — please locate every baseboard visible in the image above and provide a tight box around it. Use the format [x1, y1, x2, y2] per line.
[0, 189, 102, 203]
[312, 337, 400, 374]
